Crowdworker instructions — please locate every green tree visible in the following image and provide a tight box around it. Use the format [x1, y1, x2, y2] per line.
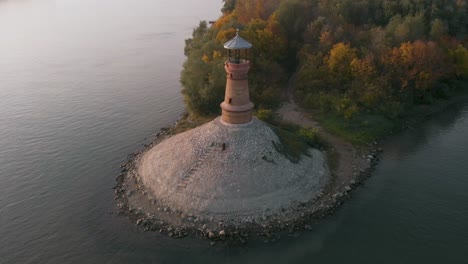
[430, 18, 446, 40]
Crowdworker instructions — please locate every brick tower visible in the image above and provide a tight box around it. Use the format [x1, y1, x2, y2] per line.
[220, 29, 254, 125]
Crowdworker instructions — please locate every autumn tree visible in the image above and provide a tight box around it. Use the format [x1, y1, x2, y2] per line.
[385, 40, 450, 103]
[182, 0, 467, 123]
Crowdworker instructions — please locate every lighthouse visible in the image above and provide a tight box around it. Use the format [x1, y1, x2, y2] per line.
[124, 28, 330, 233]
[220, 29, 254, 125]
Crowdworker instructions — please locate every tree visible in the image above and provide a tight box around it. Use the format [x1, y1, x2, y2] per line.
[385, 40, 450, 103]
[181, 0, 467, 121]
[450, 44, 468, 78]
[326, 43, 357, 79]
[222, 0, 236, 13]
[430, 18, 447, 40]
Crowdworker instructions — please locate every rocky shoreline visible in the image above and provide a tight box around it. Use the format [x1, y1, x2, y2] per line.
[113, 116, 382, 245]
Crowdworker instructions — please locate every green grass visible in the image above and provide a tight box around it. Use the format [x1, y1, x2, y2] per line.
[316, 112, 395, 145]
[254, 108, 330, 162]
[269, 126, 311, 163]
[298, 80, 468, 145]
[262, 118, 329, 163]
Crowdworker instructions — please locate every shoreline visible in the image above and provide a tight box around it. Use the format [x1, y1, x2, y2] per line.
[113, 113, 379, 245]
[113, 93, 467, 244]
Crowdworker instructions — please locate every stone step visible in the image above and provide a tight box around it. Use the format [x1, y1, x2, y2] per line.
[175, 144, 222, 192]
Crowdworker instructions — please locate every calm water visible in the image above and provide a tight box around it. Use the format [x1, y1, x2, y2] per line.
[1, 1, 468, 263]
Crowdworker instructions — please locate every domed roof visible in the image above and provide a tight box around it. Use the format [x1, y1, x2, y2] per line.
[223, 29, 252, 50]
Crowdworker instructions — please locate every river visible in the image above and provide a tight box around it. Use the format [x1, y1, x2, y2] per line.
[1, 1, 467, 263]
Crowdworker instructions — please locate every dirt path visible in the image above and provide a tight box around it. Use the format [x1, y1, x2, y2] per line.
[277, 76, 370, 192]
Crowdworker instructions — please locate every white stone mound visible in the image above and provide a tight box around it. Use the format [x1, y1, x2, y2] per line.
[138, 117, 329, 220]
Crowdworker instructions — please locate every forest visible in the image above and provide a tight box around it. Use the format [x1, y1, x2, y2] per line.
[181, 0, 468, 142]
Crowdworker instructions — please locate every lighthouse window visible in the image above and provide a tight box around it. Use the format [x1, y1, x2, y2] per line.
[228, 98, 232, 104]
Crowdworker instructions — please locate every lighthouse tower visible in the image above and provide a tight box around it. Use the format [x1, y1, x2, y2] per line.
[220, 30, 254, 125]
[128, 28, 330, 230]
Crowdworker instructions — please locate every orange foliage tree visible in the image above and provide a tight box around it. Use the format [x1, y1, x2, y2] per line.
[386, 41, 451, 102]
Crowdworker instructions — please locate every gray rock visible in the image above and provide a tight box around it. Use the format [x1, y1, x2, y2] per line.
[219, 230, 226, 240]
[208, 232, 216, 239]
[304, 225, 313, 231]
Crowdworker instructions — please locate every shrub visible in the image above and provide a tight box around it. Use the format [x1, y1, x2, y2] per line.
[255, 108, 277, 123]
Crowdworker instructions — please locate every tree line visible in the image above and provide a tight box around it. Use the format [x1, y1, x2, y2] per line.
[181, 0, 467, 139]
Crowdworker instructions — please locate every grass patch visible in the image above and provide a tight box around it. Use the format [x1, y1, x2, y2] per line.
[269, 126, 311, 163]
[298, 80, 468, 145]
[255, 108, 329, 163]
[260, 115, 329, 163]
[314, 112, 395, 145]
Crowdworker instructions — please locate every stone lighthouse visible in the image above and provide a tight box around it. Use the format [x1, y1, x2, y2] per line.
[220, 30, 254, 125]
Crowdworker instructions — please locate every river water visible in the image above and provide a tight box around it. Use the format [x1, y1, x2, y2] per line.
[1, 1, 467, 263]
